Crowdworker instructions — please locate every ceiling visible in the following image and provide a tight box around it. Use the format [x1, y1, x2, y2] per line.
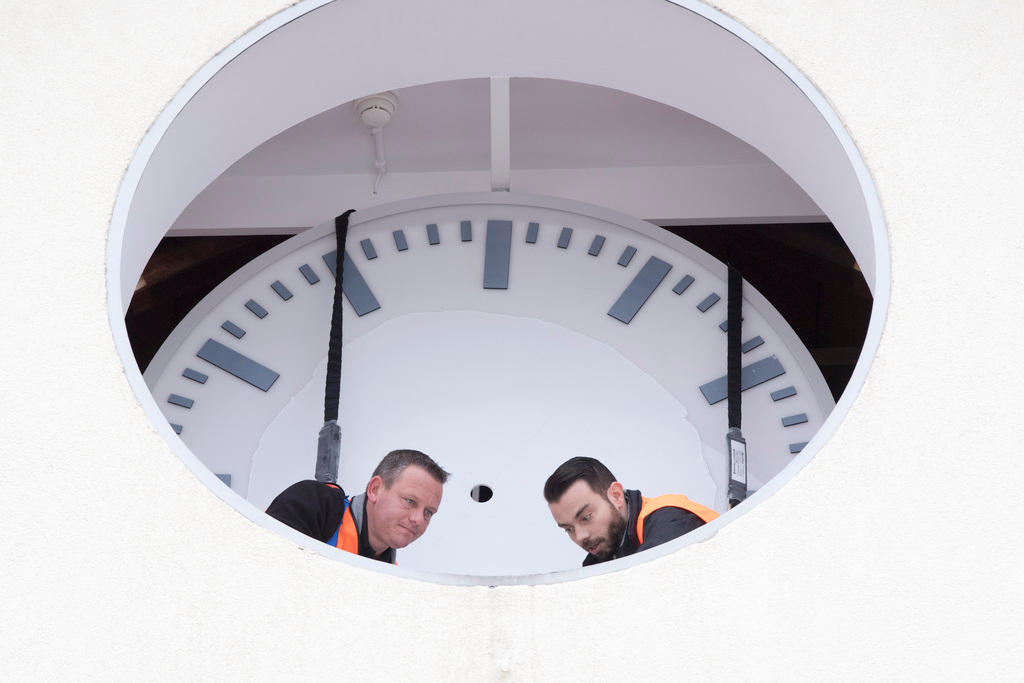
[225, 78, 771, 177]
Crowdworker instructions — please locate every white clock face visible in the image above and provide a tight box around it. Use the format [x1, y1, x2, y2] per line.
[144, 192, 833, 576]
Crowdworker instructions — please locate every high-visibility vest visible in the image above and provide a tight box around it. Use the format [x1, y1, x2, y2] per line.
[635, 494, 719, 545]
[325, 487, 359, 554]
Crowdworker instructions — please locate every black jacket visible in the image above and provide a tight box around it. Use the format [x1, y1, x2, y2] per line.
[266, 480, 395, 563]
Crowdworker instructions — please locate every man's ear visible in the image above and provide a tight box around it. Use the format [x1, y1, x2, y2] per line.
[606, 481, 625, 511]
[366, 475, 384, 503]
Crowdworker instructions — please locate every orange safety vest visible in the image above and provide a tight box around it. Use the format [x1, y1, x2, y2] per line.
[325, 484, 360, 554]
[635, 494, 719, 545]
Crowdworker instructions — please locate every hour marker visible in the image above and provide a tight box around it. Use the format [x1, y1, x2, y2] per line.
[699, 356, 786, 405]
[168, 394, 194, 409]
[526, 222, 539, 244]
[588, 235, 605, 256]
[170, 423, 183, 435]
[360, 239, 377, 260]
[719, 318, 746, 332]
[781, 413, 808, 427]
[557, 227, 573, 249]
[216, 474, 232, 487]
[618, 246, 636, 267]
[789, 442, 808, 454]
[321, 250, 382, 316]
[427, 223, 440, 245]
[483, 220, 513, 290]
[271, 281, 292, 301]
[221, 321, 245, 339]
[182, 368, 208, 384]
[393, 230, 409, 251]
[196, 338, 280, 392]
[771, 386, 797, 401]
[461, 220, 473, 242]
[673, 275, 694, 294]
[697, 294, 720, 312]
[608, 256, 673, 324]
[741, 336, 765, 353]
[299, 264, 319, 284]
[245, 299, 268, 318]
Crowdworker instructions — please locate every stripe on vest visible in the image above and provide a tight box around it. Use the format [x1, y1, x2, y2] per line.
[635, 494, 719, 545]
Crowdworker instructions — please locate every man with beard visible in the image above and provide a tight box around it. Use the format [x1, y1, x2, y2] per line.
[266, 449, 448, 563]
[544, 456, 719, 566]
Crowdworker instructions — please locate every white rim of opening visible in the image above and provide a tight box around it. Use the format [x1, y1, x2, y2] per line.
[106, 0, 890, 586]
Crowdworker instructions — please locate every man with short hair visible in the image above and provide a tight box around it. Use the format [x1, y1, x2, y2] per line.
[267, 449, 449, 563]
[544, 456, 718, 566]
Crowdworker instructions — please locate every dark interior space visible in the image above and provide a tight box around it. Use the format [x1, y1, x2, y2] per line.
[126, 235, 290, 372]
[126, 223, 871, 400]
[667, 223, 871, 400]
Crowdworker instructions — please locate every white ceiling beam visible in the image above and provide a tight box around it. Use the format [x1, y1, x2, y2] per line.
[171, 164, 824, 233]
[490, 77, 511, 192]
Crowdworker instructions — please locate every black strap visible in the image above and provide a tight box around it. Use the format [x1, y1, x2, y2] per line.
[324, 210, 354, 423]
[727, 264, 742, 430]
[726, 263, 747, 508]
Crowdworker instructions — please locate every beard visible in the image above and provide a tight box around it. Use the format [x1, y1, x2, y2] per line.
[590, 503, 628, 561]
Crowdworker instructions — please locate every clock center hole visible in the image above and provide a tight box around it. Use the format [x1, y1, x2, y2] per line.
[470, 484, 493, 503]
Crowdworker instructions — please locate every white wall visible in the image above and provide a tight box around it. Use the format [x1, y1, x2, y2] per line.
[2, 0, 1022, 679]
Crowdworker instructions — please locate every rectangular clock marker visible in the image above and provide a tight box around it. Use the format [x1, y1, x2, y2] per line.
[526, 222, 539, 244]
[216, 474, 232, 487]
[221, 321, 245, 339]
[168, 394, 194, 409]
[461, 220, 473, 242]
[789, 442, 808, 454]
[427, 223, 440, 245]
[360, 238, 377, 260]
[170, 423, 183, 435]
[697, 293, 720, 312]
[483, 220, 513, 290]
[741, 336, 765, 353]
[393, 230, 408, 251]
[299, 264, 319, 284]
[699, 356, 786, 405]
[618, 246, 636, 267]
[245, 299, 268, 318]
[781, 413, 808, 427]
[182, 368, 208, 384]
[322, 250, 382, 316]
[607, 256, 673, 324]
[557, 227, 573, 249]
[197, 338, 280, 392]
[588, 235, 606, 256]
[271, 280, 292, 301]
[771, 386, 797, 401]
[673, 275, 695, 294]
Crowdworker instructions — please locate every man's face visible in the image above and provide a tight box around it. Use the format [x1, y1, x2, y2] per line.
[365, 465, 443, 553]
[548, 480, 627, 561]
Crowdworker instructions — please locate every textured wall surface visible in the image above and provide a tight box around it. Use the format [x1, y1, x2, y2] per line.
[1, 0, 1022, 679]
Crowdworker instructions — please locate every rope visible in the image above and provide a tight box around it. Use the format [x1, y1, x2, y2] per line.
[316, 209, 354, 483]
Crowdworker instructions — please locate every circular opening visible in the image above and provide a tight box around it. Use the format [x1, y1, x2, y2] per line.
[471, 485, 493, 503]
[108, 0, 889, 585]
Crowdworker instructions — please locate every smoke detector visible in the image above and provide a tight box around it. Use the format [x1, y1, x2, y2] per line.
[355, 91, 398, 129]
